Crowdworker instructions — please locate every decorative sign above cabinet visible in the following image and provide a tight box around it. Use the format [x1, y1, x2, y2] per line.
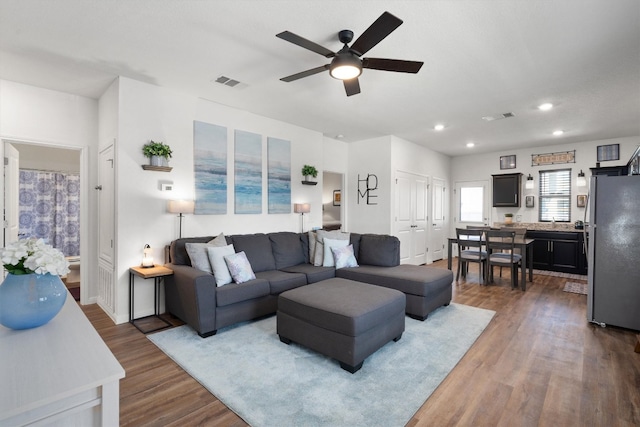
[531, 150, 575, 166]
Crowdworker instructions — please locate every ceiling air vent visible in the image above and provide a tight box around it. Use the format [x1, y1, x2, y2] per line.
[214, 75, 242, 87]
[482, 112, 515, 122]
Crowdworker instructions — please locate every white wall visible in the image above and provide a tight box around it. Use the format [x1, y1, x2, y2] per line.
[346, 135, 453, 237]
[0, 79, 99, 303]
[451, 136, 640, 230]
[12, 143, 81, 173]
[112, 77, 332, 322]
[347, 136, 393, 234]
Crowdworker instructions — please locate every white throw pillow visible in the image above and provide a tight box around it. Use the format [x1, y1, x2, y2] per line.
[332, 244, 359, 269]
[224, 251, 256, 284]
[323, 238, 350, 267]
[206, 244, 235, 286]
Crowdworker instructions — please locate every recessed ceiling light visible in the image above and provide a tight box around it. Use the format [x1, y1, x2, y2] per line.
[336, 134, 344, 139]
[466, 142, 475, 148]
[538, 103, 553, 111]
[434, 124, 445, 131]
[553, 130, 564, 136]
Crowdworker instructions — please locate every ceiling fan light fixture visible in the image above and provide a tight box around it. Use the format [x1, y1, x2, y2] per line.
[329, 54, 362, 80]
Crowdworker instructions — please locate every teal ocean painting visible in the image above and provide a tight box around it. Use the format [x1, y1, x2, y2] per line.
[234, 130, 262, 214]
[267, 138, 291, 214]
[194, 121, 227, 214]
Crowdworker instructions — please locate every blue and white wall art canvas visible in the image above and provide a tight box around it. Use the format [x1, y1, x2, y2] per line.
[267, 137, 291, 214]
[194, 121, 227, 214]
[234, 130, 262, 214]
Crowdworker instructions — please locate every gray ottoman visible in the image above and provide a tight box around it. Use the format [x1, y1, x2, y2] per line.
[277, 278, 406, 373]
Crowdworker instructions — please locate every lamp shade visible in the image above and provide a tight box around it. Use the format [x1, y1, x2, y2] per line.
[525, 174, 535, 190]
[167, 200, 195, 214]
[576, 170, 587, 187]
[293, 203, 310, 214]
[142, 244, 154, 268]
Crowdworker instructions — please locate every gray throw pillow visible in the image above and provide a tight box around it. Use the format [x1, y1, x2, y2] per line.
[185, 233, 229, 273]
[314, 230, 350, 266]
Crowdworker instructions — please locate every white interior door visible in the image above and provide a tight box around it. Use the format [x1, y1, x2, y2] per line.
[98, 145, 115, 265]
[413, 176, 428, 264]
[394, 171, 428, 265]
[430, 177, 445, 261]
[3, 142, 20, 246]
[395, 173, 412, 263]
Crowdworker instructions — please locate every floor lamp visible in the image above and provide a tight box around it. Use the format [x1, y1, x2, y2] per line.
[294, 203, 310, 233]
[167, 200, 195, 238]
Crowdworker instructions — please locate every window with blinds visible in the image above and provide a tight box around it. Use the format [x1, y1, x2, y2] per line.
[539, 169, 571, 222]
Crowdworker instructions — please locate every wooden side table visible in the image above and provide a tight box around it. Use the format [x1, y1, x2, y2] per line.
[129, 265, 173, 334]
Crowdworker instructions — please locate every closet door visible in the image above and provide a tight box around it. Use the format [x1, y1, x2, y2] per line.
[3, 142, 20, 246]
[98, 146, 114, 264]
[394, 171, 428, 265]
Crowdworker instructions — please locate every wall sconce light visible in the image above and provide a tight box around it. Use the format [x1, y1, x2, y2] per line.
[525, 174, 535, 190]
[293, 203, 310, 233]
[167, 200, 195, 238]
[142, 244, 154, 268]
[576, 170, 587, 187]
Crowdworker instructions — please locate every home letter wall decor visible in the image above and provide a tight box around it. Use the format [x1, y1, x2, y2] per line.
[234, 130, 262, 214]
[194, 121, 227, 214]
[357, 173, 378, 205]
[267, 137, 291, 214]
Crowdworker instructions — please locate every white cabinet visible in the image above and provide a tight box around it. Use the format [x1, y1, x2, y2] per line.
[0, 296, 125, 426]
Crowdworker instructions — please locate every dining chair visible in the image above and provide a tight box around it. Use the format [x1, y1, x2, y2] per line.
[497, 227, 527, 277]
[455, 228, 487, 284]
[486, 229, 522, 289]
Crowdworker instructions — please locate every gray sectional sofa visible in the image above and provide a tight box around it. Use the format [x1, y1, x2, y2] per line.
[165, 231, 453, 337]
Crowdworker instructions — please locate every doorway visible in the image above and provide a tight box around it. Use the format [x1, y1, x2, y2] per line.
[3, 140, 83, 300]
[322, 171, 343, 231]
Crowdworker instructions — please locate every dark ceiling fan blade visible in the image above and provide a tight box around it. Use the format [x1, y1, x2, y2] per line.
[276, 31, 336, 58]
[363, 58, 424, 73]
[344, 78, 361, 96]
[280, 65, 330, 82]
[349, 11, 403, 56]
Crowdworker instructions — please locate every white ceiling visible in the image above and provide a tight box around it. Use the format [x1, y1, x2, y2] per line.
[1, 0, 638, 157]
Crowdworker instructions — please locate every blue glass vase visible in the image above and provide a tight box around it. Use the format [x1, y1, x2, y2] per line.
[0, 273, 67, 330]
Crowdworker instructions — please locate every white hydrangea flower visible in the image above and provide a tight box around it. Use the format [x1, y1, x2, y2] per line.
[1, 238, 70, 276]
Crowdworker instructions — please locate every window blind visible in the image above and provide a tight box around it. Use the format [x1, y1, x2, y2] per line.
[538, 169, 571, 222]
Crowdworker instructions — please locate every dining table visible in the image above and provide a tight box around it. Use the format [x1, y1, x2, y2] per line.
[447, 235, 535, 290]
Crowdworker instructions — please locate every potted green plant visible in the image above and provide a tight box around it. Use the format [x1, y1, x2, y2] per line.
[504, 213, 514, 224]
[301, 164, 318, 182]
[142, 140, 173, 166]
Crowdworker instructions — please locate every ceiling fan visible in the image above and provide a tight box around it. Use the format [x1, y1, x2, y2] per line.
[276, 11, 424, 96]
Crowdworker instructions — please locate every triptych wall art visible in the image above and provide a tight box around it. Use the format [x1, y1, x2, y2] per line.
[193, 121, 291, 215]
[267, 137, 291, 214]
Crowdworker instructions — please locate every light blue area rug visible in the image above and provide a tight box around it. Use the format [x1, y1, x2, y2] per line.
[148, 303, 495, 427]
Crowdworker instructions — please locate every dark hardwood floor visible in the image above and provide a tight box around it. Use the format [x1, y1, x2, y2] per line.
[82, 259, 640, 426]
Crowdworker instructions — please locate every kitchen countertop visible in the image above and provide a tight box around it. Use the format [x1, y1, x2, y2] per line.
[494, 222, 586, 232]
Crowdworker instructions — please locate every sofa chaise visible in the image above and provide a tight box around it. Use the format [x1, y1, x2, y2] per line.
[165, 231, 453, 337]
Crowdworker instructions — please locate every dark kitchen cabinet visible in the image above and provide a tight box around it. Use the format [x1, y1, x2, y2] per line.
[526, 231, 587, 275]
[492, 173, 522, 207]
[590, 165, 628, 176]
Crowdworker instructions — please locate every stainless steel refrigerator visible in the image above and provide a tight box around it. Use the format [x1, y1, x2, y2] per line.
[587, 174, 640, 331]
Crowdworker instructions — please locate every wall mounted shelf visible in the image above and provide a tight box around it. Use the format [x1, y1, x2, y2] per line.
[301, 180, 317, 186]
[142, 165, 172, 172]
